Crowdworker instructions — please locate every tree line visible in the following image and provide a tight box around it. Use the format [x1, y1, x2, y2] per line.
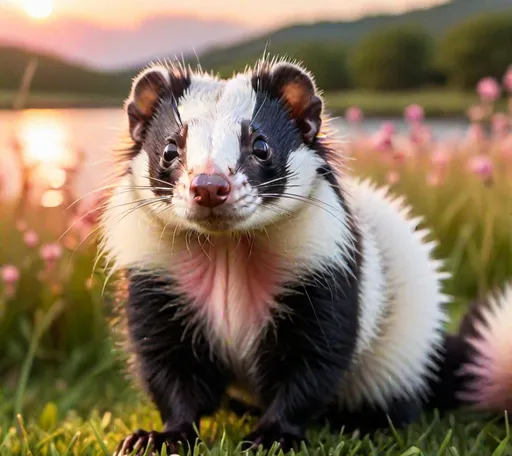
[217, 12, 512, 93]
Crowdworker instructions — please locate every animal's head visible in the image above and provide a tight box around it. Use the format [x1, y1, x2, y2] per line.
[123, 58, 334, 234]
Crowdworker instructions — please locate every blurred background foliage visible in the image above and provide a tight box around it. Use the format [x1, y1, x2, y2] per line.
[1, 11, 511, 98]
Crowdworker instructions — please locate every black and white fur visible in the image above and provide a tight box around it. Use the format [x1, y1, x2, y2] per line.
[98, 58, 510, 455]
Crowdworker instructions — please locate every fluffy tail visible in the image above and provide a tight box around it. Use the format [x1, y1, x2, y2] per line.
[427, 285, 512, 414]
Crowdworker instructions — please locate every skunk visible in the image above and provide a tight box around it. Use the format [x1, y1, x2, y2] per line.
[97, 57, 512, 455]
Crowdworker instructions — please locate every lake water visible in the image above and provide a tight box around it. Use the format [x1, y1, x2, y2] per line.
[0, 108, 470, 202]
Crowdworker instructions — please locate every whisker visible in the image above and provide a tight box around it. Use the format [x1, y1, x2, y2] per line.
[253, 173, 298, 188]
[144, 174, 175, 187]
[115, 197, 169, 226]
[60, 192, 161, 241]
[61, 199, 136, 243]
[197, 235, 211, 261]
[64, 183, 123, 212]
[259, 193, 350, 236]
[171, 222, 181, 252]
[68, 196, 169, 268]
[156, 207, 176, 252]
[67, 223, 104, 267]
[91, 198, 170, 276]
[263, 191, 343, 213]
[65, 183, 170, 212]
[185, 229, 192, 254]
[257, 183, 302, 191]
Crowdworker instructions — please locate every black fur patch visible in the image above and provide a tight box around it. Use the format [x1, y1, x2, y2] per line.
[124, 270, 229, 434]
[319, 396, 422, 435]
[128, 65, 190, 146]
[246, 228, 362, 442]
[143, 100, 189, 198]
[237, 97, 303, 204]
[251, 62, 323, 145]
[242, 61, 329, 206]
[424, 294, 499, 414]
[424, 333, 472, 413]
[124, 63, 191, 196]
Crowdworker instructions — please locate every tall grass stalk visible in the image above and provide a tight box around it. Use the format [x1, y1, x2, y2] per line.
[13, 300, 65, 421]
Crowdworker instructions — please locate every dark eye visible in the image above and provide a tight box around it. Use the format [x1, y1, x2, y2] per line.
[163, 141, 178, 163]
[252, 138, 271, 161]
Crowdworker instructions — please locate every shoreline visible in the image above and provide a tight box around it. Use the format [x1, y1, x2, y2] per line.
[0, 89, 502, 119]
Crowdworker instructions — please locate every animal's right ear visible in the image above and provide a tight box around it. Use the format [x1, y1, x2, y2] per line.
[126, 65, 189, 144]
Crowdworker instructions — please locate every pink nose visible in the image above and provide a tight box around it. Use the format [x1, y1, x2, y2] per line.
[190, 174, 231, 208]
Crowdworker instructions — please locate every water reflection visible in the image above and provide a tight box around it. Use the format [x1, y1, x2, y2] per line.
[17, 110, 79, 170]
[10, 110, 84, 211]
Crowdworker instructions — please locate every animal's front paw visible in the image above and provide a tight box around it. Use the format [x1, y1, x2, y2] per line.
[241, 424, 306, 453]
[114, 426, 195, 455]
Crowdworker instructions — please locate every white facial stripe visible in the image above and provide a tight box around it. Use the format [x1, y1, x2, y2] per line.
[177, 74, 224, 121]
[178, 74, 257, 174]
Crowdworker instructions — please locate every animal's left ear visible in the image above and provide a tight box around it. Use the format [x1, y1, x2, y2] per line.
[253, 62, 323, 144]
[125, 64, 190, 144]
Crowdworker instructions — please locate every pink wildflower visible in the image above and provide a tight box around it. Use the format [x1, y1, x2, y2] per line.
[380, 121, 396, 136]
[40, 243, 62, 265]
[2, 265, 20, 285]
[346, 106, 363, 124]
[373, 133, 393, 152]
[404, 104, 424, 123]
[23, 231, 39, 248]
[477, 77, 501, 102]
[468, 155, 493, 181]
[1, 265, 20, 297]
[373, 122, 396, 152]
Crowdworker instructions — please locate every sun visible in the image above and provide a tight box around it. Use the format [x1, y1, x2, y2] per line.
[22, 0, 53, 20]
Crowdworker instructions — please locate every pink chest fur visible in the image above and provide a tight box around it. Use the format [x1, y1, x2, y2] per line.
[171, 235, 290, 359]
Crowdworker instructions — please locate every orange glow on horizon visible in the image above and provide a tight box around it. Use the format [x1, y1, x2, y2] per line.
[6, 0, 447, 29]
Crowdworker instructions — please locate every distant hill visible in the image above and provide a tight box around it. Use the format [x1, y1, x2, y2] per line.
[0, 10, 257, 71]
[195, 0, 512, 73]
[0, 46, 131, 99]
[0, 0, 510, 106]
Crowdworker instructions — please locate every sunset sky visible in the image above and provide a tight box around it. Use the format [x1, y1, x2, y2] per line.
[5, 0, 447, 28]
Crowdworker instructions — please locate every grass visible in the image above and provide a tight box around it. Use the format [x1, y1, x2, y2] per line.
[1, 88, 506, 117]
[1, 87, 512, 454]
[1, 153, 512, 455]
[1, 379, 511, 455]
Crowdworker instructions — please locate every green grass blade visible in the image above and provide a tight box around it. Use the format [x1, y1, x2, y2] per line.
[88, 421, 110, 456]
[63, 431, 81, 456]
[491, 437, 510, 456]
[438, 429, 452, 456]
[13, 300, 65, 421]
